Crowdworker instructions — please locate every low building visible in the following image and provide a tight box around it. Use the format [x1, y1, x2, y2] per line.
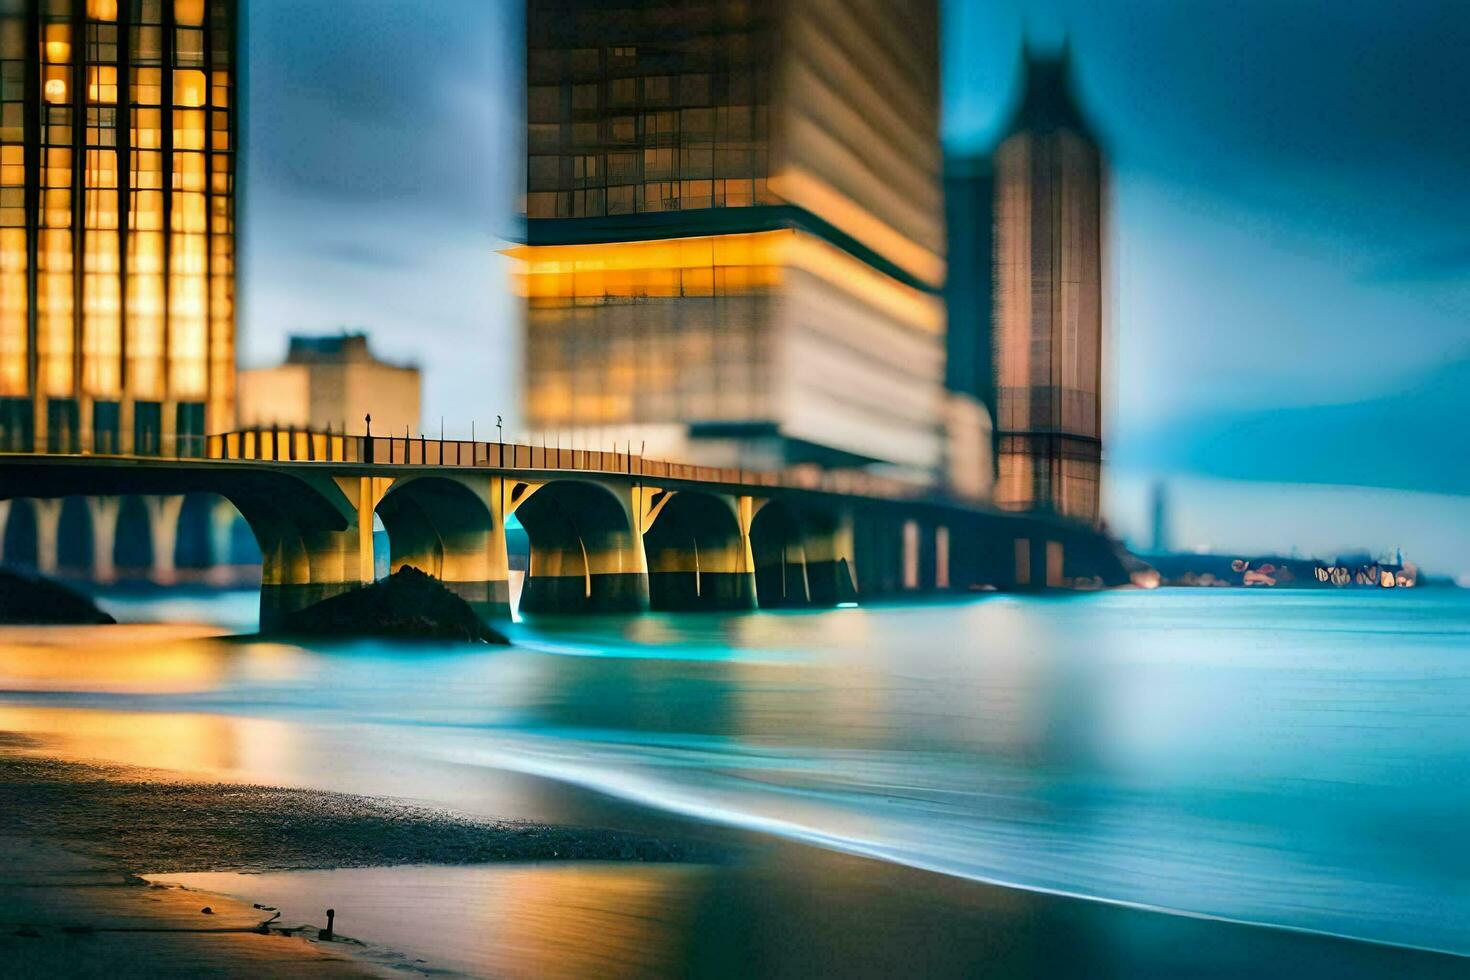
[238, 333, 420, 436]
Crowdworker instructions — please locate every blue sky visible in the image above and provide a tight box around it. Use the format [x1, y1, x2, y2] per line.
[242, 1, 1470, 573]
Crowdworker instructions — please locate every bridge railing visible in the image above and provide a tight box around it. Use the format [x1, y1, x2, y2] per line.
[206, 427, 921, 499]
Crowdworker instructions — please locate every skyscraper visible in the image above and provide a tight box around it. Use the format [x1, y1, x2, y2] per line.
[946, 45, 1105, 522]
[0, 0, 237, 457]
[512, 0, 945, 483]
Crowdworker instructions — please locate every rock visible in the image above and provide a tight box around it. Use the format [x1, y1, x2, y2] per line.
[0, 569, 114, 625]
[278, 566, 509, 644]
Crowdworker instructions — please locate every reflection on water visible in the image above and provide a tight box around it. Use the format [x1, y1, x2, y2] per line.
[0, 706, 301, 777]
[2, 590, 1469, 958]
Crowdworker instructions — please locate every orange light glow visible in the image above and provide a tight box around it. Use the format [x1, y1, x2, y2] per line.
[509, 230, 941, 334]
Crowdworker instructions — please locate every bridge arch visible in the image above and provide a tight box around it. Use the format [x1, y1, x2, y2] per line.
[56, 497, 92, 574]
[643, 490, 755, 611]
[750, 500, 810, 608]
[749, 499, 858, 609]
[512, 479, 647, 615]
[113, 495, 154, 573]
[2, 498, 38, 568]
[376, 475, 505, 621]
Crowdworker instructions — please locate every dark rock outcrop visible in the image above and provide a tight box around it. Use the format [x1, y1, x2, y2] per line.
[0, 569, 115, 625]
[279, 565, 509, 643]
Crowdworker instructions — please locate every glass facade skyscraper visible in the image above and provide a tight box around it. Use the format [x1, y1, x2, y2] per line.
[513, 0, 945, 482]
[0, 0, 236, 456]
[946, 47, 1104, 522]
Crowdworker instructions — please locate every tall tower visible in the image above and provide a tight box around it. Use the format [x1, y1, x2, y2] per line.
[0, 0, 238, 457]
[513, 0, 946, 484]
[986, 44, 1104, 521]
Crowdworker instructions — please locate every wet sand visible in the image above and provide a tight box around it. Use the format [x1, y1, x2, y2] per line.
[0, 731, 724, 977]
[0, 837, 373, 978]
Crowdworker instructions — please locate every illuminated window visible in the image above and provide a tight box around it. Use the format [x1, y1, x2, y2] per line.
[174, 0, 206, 27]
[173, 69, 206, 107]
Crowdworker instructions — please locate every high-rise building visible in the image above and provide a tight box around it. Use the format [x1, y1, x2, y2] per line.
[946, 45, 1105, 521]
[0, 0, 238, 458]
[512, 0, 946, 483]
[238, 333, 422, 437]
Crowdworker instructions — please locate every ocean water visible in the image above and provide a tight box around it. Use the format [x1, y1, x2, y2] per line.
[3, 588, 1467, 958]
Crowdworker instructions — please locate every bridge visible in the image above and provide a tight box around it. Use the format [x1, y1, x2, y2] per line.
[0, 428, 1126, 630]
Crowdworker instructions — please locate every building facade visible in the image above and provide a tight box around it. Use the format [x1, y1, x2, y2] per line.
[238, 333, 422, 438]
[512, 0, 946, 484]
[947, 46, 1104, 521]
[0, 0, 238, 458]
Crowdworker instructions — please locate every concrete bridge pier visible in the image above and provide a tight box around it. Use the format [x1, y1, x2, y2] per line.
[143, 495, 185, 585]
[253, 512, 313, 633]
[642, 490, 758, 611]
[512, 479, 649, 615]
[85, 497, 121, 584]
[31, 498, 63, 577]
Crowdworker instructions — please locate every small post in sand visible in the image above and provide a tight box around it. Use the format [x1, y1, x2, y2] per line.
[319, 908, 335, 941]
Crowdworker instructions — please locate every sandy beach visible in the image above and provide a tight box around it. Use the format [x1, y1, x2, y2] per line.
[0, 731, 723, 977]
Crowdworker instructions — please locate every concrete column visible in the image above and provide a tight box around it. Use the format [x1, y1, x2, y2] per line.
[257, 517, 312, 632]
[1045, 540, 1066, 589]
[85, 496, 121, 584]
[1014, 537, 1032, 588]
[143, 494, 185, 584]
[33, 498, 62, 577]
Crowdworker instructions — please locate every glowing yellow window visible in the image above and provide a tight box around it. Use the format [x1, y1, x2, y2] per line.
[44, 25, 70, 63]
[174, 0, 205, 27]
[88, 65, 117, 104]
[173, 70, 206, 108]
[132, 108, 161, 149]
[87, 0, 119, 20]
[132, 68, 161, 106]
[172, 109, 205, 150]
